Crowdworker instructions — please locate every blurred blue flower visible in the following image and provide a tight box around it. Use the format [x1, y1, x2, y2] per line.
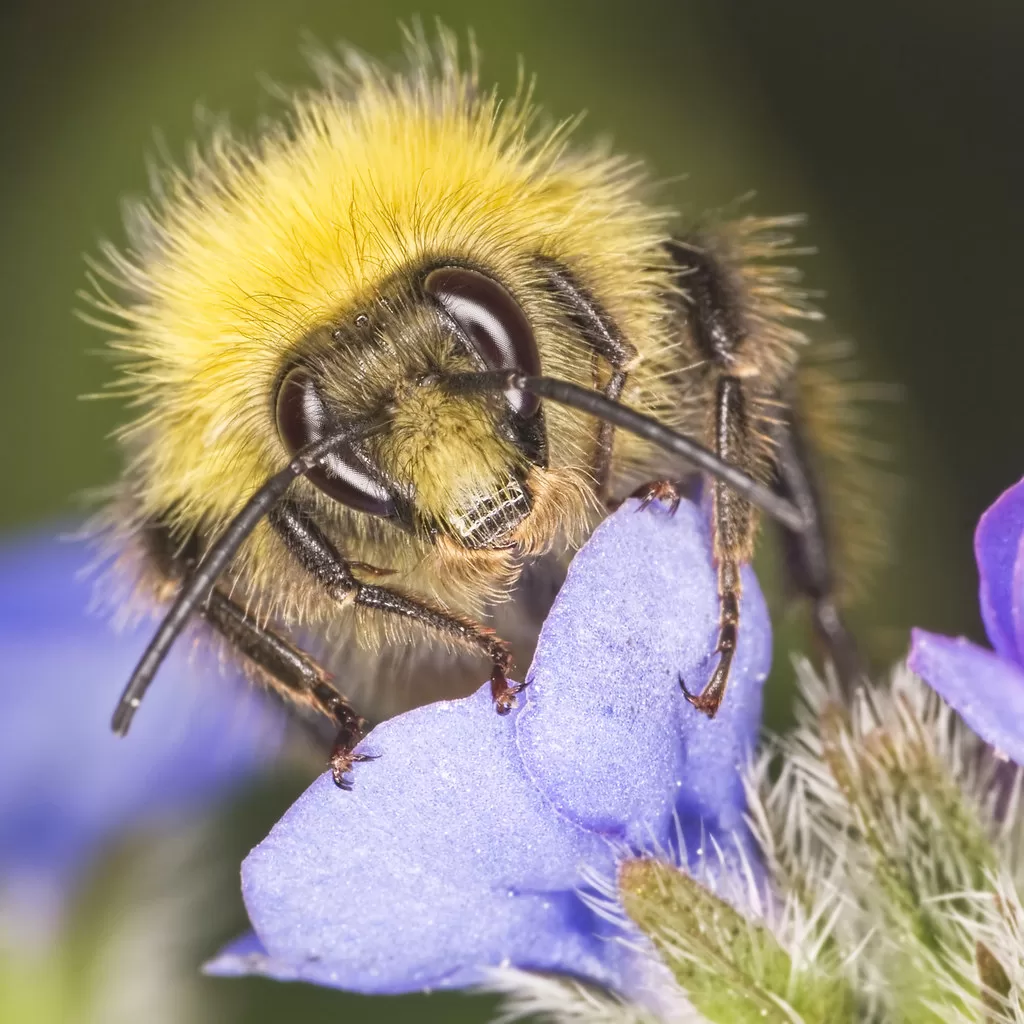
[206, 498, 772, 1004]
[0, 528, 282, 937]
[910, 476, 1024, 765]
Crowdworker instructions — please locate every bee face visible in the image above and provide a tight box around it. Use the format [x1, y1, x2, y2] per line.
[274, 265, 548, 551]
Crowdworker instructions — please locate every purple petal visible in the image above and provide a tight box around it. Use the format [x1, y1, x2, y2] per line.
[909, 628, 1024, 765]
[205, 933, 320, 984]
[0, 529, 282, 911]
[237, 685, 629, 995]
[206, 932, 399, 989]
[516, 499, 771, 858]
[975, 477, 1024, 665]
[223, 499, 770, 1000]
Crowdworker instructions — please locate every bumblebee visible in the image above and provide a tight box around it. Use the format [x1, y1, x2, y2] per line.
[88, 29, 862, 786]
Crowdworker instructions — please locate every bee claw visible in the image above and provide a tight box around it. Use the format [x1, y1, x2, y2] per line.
[631, 480, 682, 516]
[491, 673, 528, 715]
[329, 748, 377, 789]
[677, 666, 724, 719]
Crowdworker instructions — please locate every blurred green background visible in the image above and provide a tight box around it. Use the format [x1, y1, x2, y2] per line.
[1, 1, 1021, 1021]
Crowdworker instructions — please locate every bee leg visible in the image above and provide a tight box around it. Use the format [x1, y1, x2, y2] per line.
[540, 258, 637, 500]
[139, 514, 370, 783]
[681, 563, 742, 718]
[680, 377, 754, 718]
[269, 500, 520, 715]
[356, 585, 521, 713]
[200, 591, 370, 789]
[772, 409, 865, 693]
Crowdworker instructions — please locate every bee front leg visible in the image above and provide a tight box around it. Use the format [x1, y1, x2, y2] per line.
[201, 590, 371, 788]
[268, 501, 520, 726]
[140, 516, 367, 786]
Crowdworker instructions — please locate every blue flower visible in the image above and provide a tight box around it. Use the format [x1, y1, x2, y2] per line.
[206, 498, 773, 1005]
[910, 476, 1024, 765]
[0, 528, 283, 933]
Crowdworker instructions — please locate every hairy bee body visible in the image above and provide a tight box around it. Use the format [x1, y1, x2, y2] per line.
[90, 30, 847, 732]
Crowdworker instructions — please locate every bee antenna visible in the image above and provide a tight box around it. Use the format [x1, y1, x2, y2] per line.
[110, 418, 381, 737]
[446, 370, 807, 533]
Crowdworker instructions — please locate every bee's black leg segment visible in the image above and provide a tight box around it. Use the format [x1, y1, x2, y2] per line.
[269, 500, 519, 714]
[200, 590, 369, 788]
[539, 258, 637, 498]
[203, 590, 331, 703]
[772, 409, 864, 693]
[592, 370, 628, 500]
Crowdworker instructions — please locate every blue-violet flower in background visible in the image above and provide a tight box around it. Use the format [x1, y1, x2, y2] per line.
[206, 497, 773, 1008]
[0, 528, 282, 939]
[910, 476, 1024, 765]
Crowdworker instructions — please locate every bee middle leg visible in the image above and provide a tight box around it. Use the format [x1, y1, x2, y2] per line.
[269, 500, 519, 715]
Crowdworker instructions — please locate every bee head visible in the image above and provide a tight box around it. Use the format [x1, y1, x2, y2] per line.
[275, 266, 549, 550]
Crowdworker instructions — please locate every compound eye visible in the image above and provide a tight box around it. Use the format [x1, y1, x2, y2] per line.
[275, 366, 396, 518]
[425, 266, 541, 416]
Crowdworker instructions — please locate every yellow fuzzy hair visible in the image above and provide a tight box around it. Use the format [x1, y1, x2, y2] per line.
[84, 27, 693, 712]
